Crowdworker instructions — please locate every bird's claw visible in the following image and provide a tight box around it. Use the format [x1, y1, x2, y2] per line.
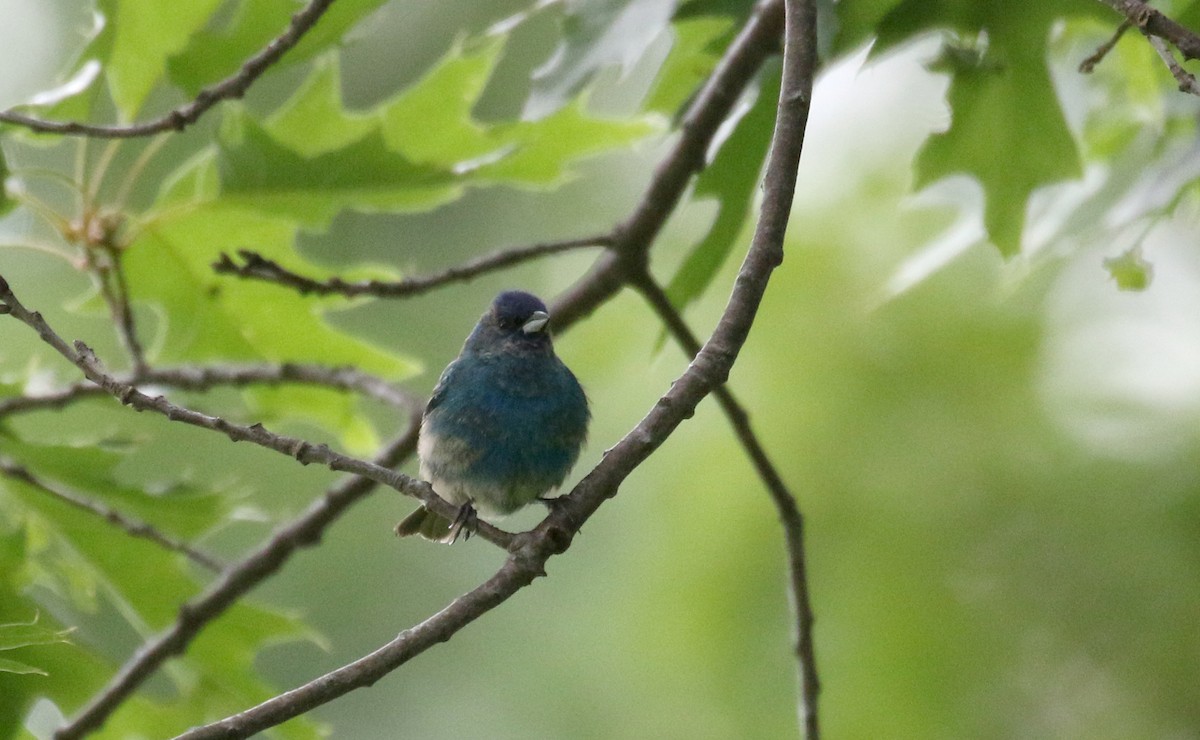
[447, 503, 478, 544]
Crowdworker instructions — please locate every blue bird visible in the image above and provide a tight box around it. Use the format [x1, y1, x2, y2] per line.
[395, 291, 590, 543]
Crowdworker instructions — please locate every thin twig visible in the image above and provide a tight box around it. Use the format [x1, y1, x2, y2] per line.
[0, 276, 513, 551]
[53, 425, 421, 740]
[629, 273, 819, 738]
[1148, 34, 1200, 94]
[213, 234, 612, 298]
[0, 457, 223, 572]
[1080, 18, 1132, 72]
[173, 0, 817, 735]
[0, 0, 337, 138]
[1095, 0, 1200, 60]
[550, 0, 786, 330]
[0, 362, 417, 419]
[98, 254, 148, 373]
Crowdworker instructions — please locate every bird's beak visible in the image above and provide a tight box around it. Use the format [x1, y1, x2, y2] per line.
[522, 311, 550, 334]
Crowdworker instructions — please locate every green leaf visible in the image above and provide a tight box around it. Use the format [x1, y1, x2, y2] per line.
[1103, 247, 1153, 291]
[218, 111, 462, 227]
[377, 38, 508, 166]
[257, 38, 659, 203]
[0, 612, 72, 675]
[525, 0, 676, 118]
[98, 0, 226, 117]
[833, 1, 1115, 256]
[378, 38, 661, 183]
[168, 0, 391, 97]
[265, 55, 376, 157]
[667, 65, 779, 308]
[0, 147, 14, 217]
[0, 657, 46, 676]
[831, 0, 908, 53]
[644, 15, 736, 115]
[476, 99, 661, 185]
[1, 434, 227, 540]
[1, 461, 322, 737]
[918, 39, 1079, 256]
[0, 621, 71, 652]
[244, 385, 382, 454]
[128, 202, 417, 377]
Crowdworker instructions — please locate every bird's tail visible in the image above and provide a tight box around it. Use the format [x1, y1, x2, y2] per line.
[394, 506, 457, 544]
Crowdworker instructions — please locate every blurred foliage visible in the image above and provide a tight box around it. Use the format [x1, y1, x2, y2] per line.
[0, 0, 1199, 739]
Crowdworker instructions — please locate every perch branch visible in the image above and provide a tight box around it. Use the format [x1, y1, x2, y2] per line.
[0, 0, 337, 138]
[174, 0, 817, 736]
[0, 362, 417, 418]
[0, 276, 513, 550]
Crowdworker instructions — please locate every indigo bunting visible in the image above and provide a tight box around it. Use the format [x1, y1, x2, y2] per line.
[395, 291, 589, 543]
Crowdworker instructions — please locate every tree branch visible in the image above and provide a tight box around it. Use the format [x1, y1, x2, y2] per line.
[1148, 35, 1200, 94]
[173, 0, 818, 735]
[0, 362, 417, 419]
[0, 0, 820, 736]
[202, 0, 785, 329]
[551, 0, 787, 330]
[0, 457, 223, 572]
[1095, 0, 1200, 60]
[212, 234, 610, 298]
[52, 425, 421, 740]
[95, 253, 148, 373]
[0, 276, 514, 551]
[628, 273, 819, 737]
[0, 0, 337, 138]
[1079, 18, 1132, 73]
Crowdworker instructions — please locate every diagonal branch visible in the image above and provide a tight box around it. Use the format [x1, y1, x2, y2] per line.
[53, 425, 421, 740]
[0, 362, 416, 419]
[0, 276, 514, 550]
[1147, 35, 1200, 94]
[550, 0, 786, 330]
[212, 234, 610, 297]
[0, 0, 337, 138]
[0, 457, 223, 572]
[1095, 0, 1200, 60]
[628, 273, 819, 737]
[173, 0, 818, 736]
[1079, 18, 1132, 72]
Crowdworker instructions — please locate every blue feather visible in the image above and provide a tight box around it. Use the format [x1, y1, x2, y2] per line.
[397, 291, 590, 540]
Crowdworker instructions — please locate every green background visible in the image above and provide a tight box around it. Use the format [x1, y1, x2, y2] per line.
[1, 1, 1198, 738]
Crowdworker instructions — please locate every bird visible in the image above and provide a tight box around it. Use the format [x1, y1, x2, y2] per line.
[395, 290, 590, 543]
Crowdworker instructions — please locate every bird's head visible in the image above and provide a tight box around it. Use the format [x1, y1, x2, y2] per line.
[465, 290, 554, 355]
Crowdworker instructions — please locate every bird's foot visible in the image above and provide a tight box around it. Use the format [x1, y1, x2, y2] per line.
[447, 503, 478, 544]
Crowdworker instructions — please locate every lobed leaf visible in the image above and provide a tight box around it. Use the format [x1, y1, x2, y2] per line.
[667, 65, 779, 309]
[168, 0, 391, 97]
[97, 0, 226, 118]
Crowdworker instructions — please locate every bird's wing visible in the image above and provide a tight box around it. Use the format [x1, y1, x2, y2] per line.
[423, 359, 459, 417]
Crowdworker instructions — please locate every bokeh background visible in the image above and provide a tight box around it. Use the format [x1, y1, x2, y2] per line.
[2, 1, 1199, 738]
